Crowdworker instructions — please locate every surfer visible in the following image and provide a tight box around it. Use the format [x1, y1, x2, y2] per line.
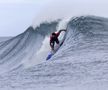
[50, 29, 66, 50]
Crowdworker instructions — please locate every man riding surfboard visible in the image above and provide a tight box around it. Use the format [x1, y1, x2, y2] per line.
[50, 29, 66, 51]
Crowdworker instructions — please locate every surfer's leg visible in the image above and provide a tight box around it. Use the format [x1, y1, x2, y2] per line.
[51, 41, 55, 50]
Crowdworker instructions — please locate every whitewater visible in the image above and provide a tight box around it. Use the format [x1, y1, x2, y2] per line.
[0, 16, 108, 90]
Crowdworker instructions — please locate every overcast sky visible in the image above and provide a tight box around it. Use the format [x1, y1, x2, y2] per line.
[0, 0, 108, 36]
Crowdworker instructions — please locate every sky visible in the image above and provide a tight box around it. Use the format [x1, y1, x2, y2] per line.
[0, 0, 50, 36]
[0, 0, 108, 36]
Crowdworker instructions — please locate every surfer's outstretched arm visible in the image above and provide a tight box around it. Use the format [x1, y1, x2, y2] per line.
[59, 29, 66, 32]
[56, 29, 66, 37]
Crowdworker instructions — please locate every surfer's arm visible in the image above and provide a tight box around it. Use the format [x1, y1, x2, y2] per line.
[56, 29, 66, 37]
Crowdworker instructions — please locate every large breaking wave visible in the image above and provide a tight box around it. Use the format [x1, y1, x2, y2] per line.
[1, 16, 108, 74]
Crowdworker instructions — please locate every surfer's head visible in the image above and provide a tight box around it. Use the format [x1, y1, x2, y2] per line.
[52, 32, 56, 37]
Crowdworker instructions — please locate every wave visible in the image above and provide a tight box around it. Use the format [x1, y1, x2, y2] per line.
[1, 16, 108, 74]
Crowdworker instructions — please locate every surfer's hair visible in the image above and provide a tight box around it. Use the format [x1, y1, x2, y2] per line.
[52, 32, 56, 36]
